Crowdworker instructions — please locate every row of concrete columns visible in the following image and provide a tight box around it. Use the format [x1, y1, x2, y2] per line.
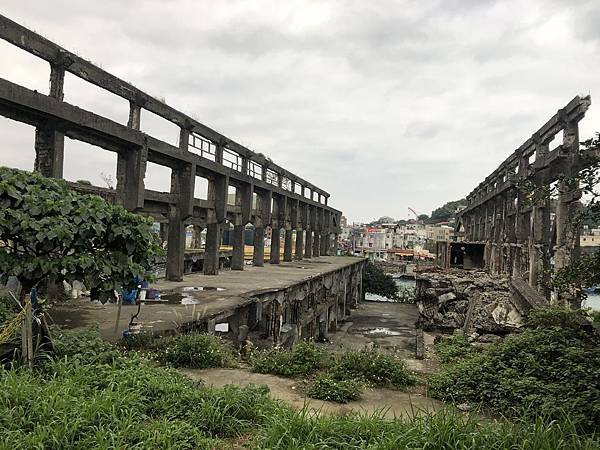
[459, 116, 583, 301]
[29, 60, 341, 284]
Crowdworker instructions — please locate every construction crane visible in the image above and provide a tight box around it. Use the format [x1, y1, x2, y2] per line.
[408, 207, 421, 223]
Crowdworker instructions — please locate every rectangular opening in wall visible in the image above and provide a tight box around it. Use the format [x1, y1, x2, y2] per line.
[195, 176, 209, 200]
[145, 162, 172, 193]
[252, 192, 258, 210]
[140, 108, 180, 146]
[63, 138, 118, 188]
[266, 168, 278, 186]
[63, 72, 129, 125]
[528, 152, 536, 166]
[223, 148, 242, 171]
[0, 40, 49, 93]
[227, 185, 236, 205]
[449, 242, 485, 269]
[189, 132, 216, 161]
[305, 188, 311, 200]
[295, 183, 303, 195]
[548, 131, 563, 152]
[281, 176, 291, 191]
[0, 118, 36, 171]
[249, 161, 263, 180]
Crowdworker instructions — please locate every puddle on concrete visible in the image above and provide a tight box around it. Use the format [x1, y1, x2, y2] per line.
[182, 286, 225, 292]
[364, 327, 403, 337]
[145, 286, 226, 305]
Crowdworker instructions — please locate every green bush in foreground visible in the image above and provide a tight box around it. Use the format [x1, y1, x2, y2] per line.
[252, 341, 327, 377]
[430, 307, 600, 434]
[330, 349, 415, 388]
[255, 406, 599, 449]
[308, 375, 362, 403]
[434, 333, 480, 365]
[155, 333, 237, 369]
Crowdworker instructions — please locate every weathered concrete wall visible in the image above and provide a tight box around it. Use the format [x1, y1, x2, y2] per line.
[218, 260, 367, 348]
[0, 14, 343, 283]
[452, 96, 593, 305]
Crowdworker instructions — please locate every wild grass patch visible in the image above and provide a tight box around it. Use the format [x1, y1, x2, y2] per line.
[307, 375, 362, 403]
[251, 341, 328, 377]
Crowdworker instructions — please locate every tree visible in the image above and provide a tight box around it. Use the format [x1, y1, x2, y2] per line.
[417, 214, 429, 221]
[363, 262, 398, 299]
[0, 167, 162, 303]
[429, 199, 466, 223]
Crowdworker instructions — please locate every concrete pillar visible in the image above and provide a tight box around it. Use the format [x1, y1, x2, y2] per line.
[253, 226, 265, 266]
[166, 205, 185, 281]
[295, 229, 304, 260]
[191, 225, 203, 249]
[304, 229, 313, 258]
[321, 233, 330, 256]
[34, 63, 65, 178]
[313, 232, 321, 257]
[166, 160, 195, 281]
[159, 223, 168, 244]
[231, 224, 245, 270]
[270, 227, 281, 264]
[204, 223, 221, 275]
[283, 229, 293, 262]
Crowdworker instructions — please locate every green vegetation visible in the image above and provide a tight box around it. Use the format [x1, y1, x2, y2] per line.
[0, 326, 599, 447]
[0, 167, 162, 303]
[155, 333, 237, 369]
[307, 375, 362, 403]
[0, 296, 17, 324]
[256, 407, 598, 449]
[430, 307, 600, 433]
[252, 341, 327, 377]
[433, 333, 480, 365]
[428, 198, 466, 223]
[396, 285, 416, 303]
[252, 343, 415, 403]
[363, 262, 398, 299]
[330, 349, 415, 388]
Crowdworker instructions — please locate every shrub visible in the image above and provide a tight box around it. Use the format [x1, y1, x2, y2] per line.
[429, 307, 600, 433]
[363, 262, 398, 299]
[434, 334, 480, 365]
[51, 326, 120, 364]
[0, 296, 17, 324]
[252, 341, 327, 377]
[307, 375, 362, 403]
[330, 349, 415, 388]
[156, 333, 237, 369]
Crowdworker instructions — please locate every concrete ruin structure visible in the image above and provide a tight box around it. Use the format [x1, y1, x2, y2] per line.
[0, 15, 343, 281]
[438, 95, 593, 304]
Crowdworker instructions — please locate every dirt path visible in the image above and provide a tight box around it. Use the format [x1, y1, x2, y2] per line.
[180, 367, 443, 417]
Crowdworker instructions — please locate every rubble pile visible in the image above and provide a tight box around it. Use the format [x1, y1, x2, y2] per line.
[416, 269, 524, 336]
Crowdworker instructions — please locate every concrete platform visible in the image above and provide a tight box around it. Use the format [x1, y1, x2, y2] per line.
[48, 256, 365, 341]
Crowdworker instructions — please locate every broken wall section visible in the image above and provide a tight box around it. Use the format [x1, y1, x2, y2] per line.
[415, 268, 525, 339]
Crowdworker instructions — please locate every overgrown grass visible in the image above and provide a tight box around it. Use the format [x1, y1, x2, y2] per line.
[156, 333, 237, 369]
[255, 406, 600, 449]
[252, 341, 328, 377]
[307, 375, 362, 403]
[330, 349, 416, 388]
[119, 331, 237, 369]
[1, 326, 600, 448]
[0, 329, 282, 448]
[430, 307, 600, 434]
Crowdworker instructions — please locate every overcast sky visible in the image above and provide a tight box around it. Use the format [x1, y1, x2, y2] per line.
[1, 0, 599, 223]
